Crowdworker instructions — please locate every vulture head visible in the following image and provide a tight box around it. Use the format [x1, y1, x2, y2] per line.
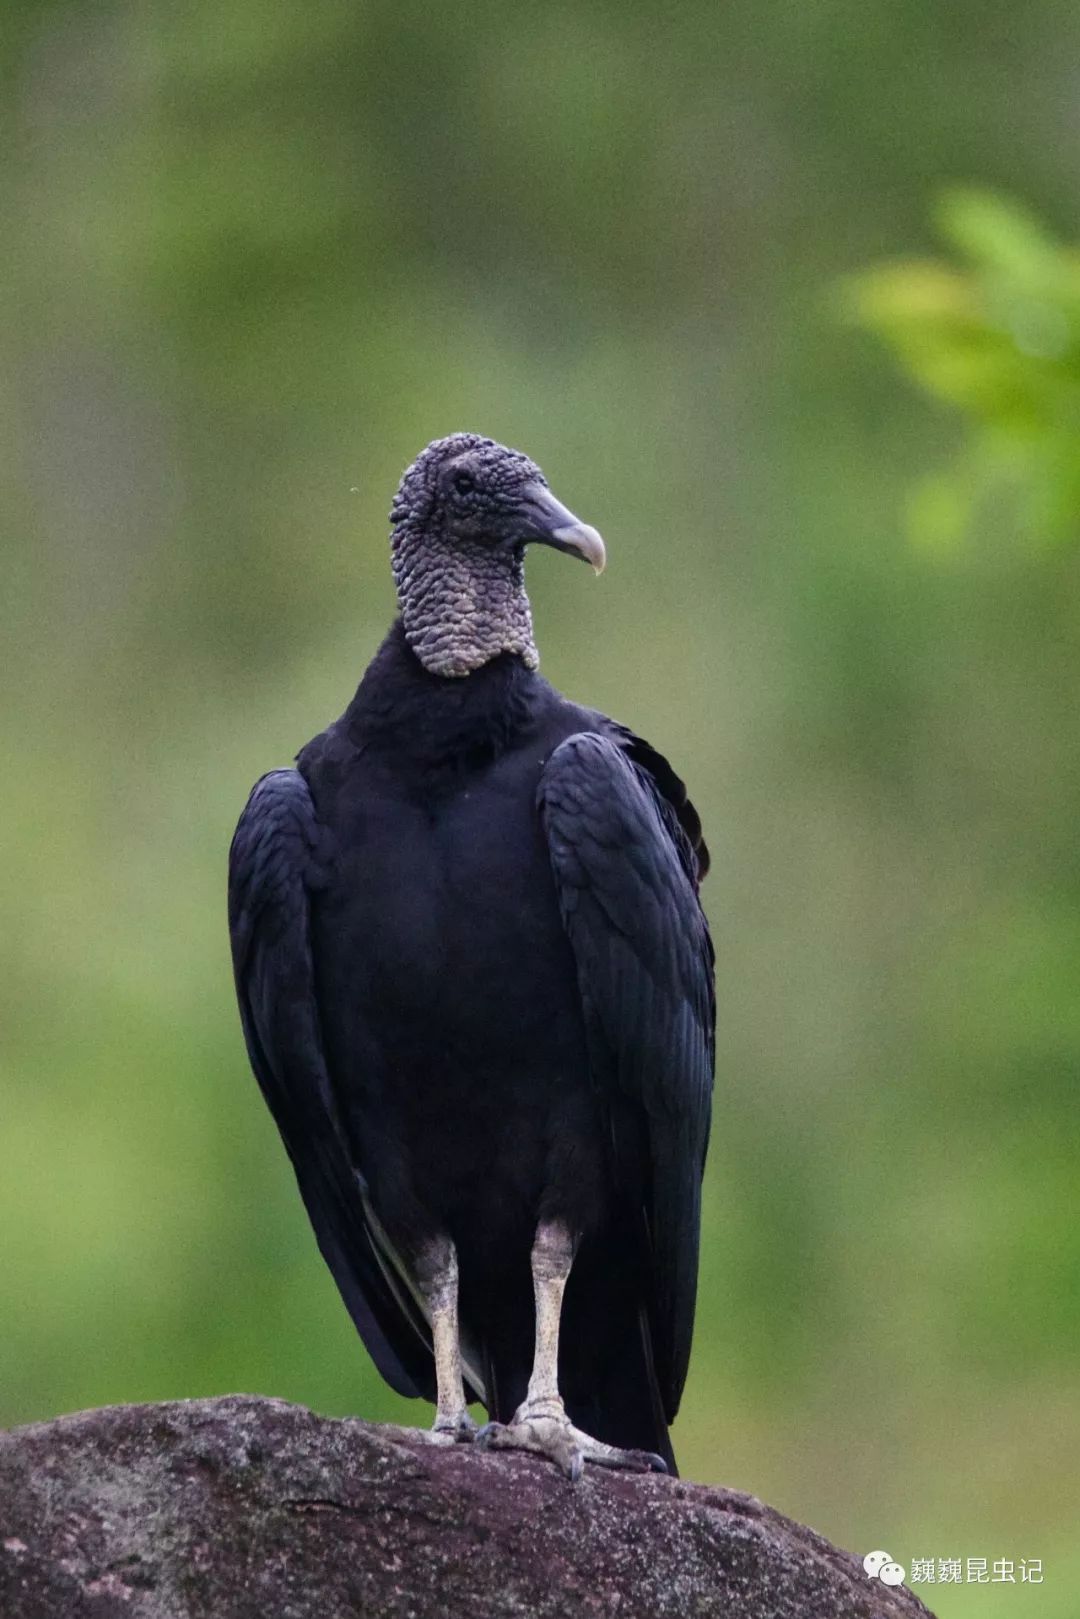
[389, 433, 605, 678]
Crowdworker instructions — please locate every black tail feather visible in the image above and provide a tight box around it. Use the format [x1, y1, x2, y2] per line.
[564, 1304, 677, 1476]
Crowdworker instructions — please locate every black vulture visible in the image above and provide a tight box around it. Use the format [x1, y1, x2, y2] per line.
[228, 433, 714, 1478]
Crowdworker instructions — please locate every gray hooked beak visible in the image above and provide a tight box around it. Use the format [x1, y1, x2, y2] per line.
[517, 484, 606, 574]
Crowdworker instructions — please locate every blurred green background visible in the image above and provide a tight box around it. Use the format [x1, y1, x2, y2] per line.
[3, 3, 1079, 1613]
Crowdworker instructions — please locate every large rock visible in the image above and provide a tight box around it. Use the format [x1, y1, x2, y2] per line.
[0, 1395, 934, 1618]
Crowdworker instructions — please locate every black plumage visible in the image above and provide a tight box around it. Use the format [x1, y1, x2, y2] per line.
[229, 434, 714, 1477]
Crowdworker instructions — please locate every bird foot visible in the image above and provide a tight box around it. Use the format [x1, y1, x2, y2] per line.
[476, 1399, 668, 1482]
[418, 1410, 479, 1447]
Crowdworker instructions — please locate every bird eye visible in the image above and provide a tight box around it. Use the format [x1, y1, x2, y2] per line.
[452, 471, 475, 496]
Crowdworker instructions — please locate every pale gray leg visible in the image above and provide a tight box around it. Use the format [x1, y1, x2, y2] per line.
[477, 1219, 667, 1480]
[521, 1219, 573, 1416]
[415, 1236, 477, 1444]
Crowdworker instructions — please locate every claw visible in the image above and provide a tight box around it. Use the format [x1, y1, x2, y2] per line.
[421, 1410, 479, 1446]
[476, 1407, 665, 1479]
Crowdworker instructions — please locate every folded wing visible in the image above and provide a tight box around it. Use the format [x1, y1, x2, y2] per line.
[228, 768, 436, 1400]
[538, 733, 715, 1417]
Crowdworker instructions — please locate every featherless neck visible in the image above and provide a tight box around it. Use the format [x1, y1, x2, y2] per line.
[391, 526, 539, 678]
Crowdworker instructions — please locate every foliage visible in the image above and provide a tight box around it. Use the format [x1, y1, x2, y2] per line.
[845, 190, 1080, 549]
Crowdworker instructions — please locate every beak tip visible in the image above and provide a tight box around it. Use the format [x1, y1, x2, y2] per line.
[552, 522, 606, 576]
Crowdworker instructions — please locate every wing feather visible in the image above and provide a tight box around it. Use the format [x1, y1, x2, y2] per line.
[538, 732, 714, 1418]
[228, 768, 436, 1401]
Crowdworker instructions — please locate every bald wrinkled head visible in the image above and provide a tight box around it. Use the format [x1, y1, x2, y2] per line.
[388, 434, 605, 679]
